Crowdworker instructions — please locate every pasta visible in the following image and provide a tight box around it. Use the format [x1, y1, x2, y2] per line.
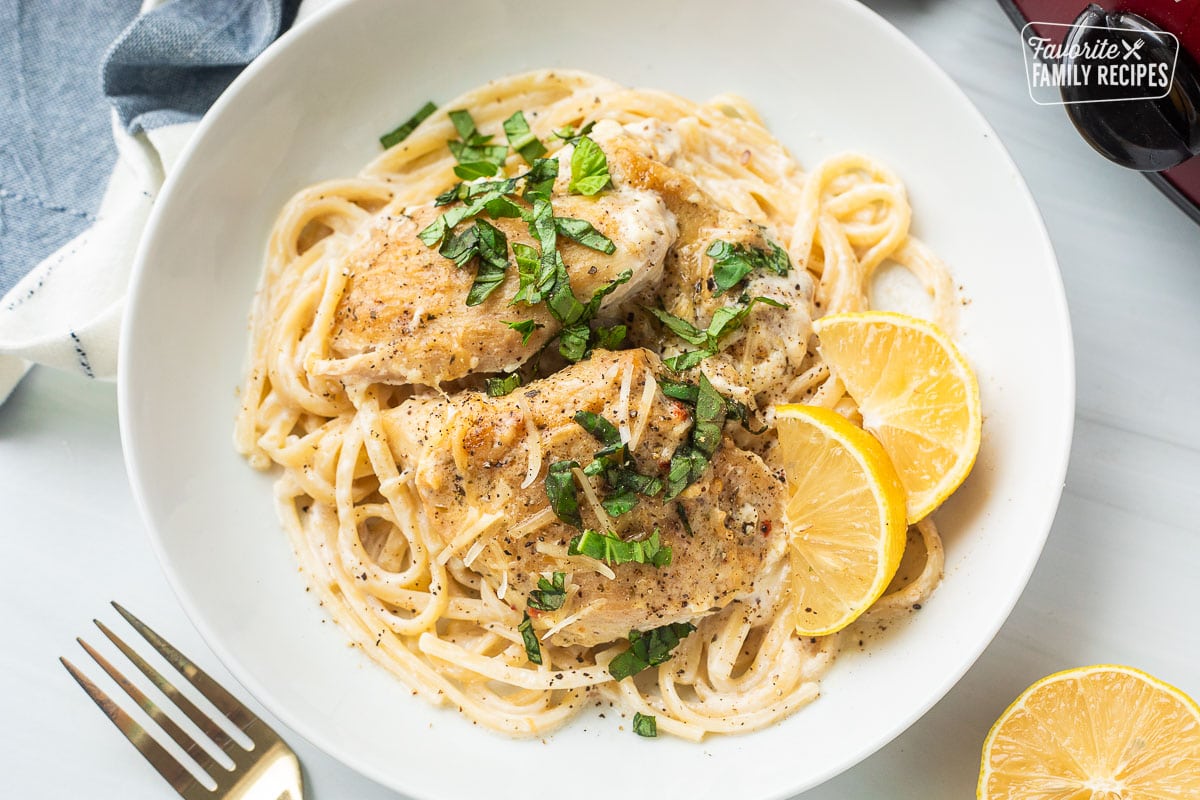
[235, 70, 955, 739]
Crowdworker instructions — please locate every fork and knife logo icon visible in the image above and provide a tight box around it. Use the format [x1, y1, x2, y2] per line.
[1121, 39, 1144, 61]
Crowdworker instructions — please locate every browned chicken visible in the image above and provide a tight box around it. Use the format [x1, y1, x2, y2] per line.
[590, 121, 814, 406]
[313, 190, 675, 387]
[382, 348, 785, 647]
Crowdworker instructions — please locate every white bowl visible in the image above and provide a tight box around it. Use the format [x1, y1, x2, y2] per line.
[119, 0, 1074, 797]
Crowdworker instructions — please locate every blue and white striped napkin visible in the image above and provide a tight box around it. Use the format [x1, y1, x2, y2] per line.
[0, 0, 322, 401]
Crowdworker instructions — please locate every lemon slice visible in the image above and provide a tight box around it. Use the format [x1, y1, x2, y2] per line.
[775, 404, 907, 636]
[812, 311, 981, 523]
[980, 665, 1200, 799]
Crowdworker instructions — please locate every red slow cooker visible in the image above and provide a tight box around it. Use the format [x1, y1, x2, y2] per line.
[999, 1, 1200, 222]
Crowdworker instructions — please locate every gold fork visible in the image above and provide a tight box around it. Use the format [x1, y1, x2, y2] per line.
[61, 602, 305, 800]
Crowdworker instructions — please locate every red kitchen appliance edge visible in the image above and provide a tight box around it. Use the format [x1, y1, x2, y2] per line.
[998, 0, 1200, 223]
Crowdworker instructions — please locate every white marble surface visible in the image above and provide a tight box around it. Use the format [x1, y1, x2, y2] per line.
[3, 0, 1199, 797]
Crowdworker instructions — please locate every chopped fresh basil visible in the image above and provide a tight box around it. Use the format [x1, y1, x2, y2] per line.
[558, 322, 591, 362]
[420, 187, 518, 248]
[453, 160, 502, 180]
[481, 193, 526, 220]
[418, 215, 449, 247]
[632, 712, 657, 738]
[580, 269, 631, 320]
[661, 376, 764, 434]
[567, 528, 671, 568]
[762, 240, 791, 275]
[439, 224, 481, 268]
[724, 395, 767, 434]
[706, 295, 787, 342]
[521, 157, 559, 203]
[545, 460, 582, 528]
[553, 121, 595, 143]
[662, 350, 710, 372]
[675, 502, 694, 537]
[555, 217, 616, 254]
[434, 184, 467, 207]
[601, 489, 639, 517]
[706, 239, 792, 294]
[645, 308, 708, 347]
[530, 199, 560, 289]
[690, 373, 727, 458]
[607, 622, 696, 681]
[664, 446, 710, 501]
[511, 242, 552, 306]
[569, 136, 611, 196]
[503, 110, 548, 164]
[485, 372, 521, 397]
[592, 324, 627, 351]
[608, 467, 663, 499]
[527, 572, 566, 611]
[379, 100, 437, 149]
[651, 295, 790, 371]
[549, 269, 631, 362]
[505, 318, 543, 346]
[448, 109, 479, 141]
[519, 612, 542, 665]
[574, 411, 622, 449]
[465, 220, 509, 305]
[446, 109, 508, 176]
[663, 374, 726, 499]
[575, 408, 663, 513]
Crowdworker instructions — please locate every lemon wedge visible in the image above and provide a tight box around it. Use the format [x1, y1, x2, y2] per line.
[775, 404, 907, 636]
[979, 665, 1200, 799]
[812, 311, 982, 523]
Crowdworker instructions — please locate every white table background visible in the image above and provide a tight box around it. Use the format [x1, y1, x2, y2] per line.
[3, 1, 1199, 797]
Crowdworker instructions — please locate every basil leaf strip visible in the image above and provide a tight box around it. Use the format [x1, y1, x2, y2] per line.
[555, 217, 616, 253]
[545, 460, 582, 528]
[553, 120, 596, 144]
[503, 110, 548, 164]
[521, 157, 559, 203]
[632, 712, 658, 738]
[567, 529, 671, 568]
[651, 295, 790, 370]
[485, 373, 522, 397]
[569, 136, 611, 196]
[380, 100, 436, 149]
[574, 410, 622, 449]
[519, 612, 542, 665]
[664, 445, 710, 501]
[645, 308, 708, 346]
[465, 220, 509, 305]
[607, 622, 696, 681]
[505, 319, 543, 346]
[558, 322, 591, 362]
[592, 324, 627, 351]
[527, 572, 566, 611]
[662, 349, 712, 372]
[706, 239, 793, 294]
[663, 373, 727, 499]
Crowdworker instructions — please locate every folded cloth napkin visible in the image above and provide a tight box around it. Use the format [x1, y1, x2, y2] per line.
[0, 0, 318, 401]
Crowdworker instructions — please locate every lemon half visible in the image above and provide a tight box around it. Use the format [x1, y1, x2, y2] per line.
[980, 664, 1200, 799]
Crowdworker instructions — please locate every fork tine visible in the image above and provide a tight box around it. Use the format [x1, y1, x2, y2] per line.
[111, 602, 260, 734]
[77, 636, 224, 778]
[61, 656, 202, 798]
[95, 618, 237, 752]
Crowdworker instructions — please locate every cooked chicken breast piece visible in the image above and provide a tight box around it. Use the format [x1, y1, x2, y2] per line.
[590, 121, 815, 406]
[313, 190, 676, 387]
[382, 348, 785, 647]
